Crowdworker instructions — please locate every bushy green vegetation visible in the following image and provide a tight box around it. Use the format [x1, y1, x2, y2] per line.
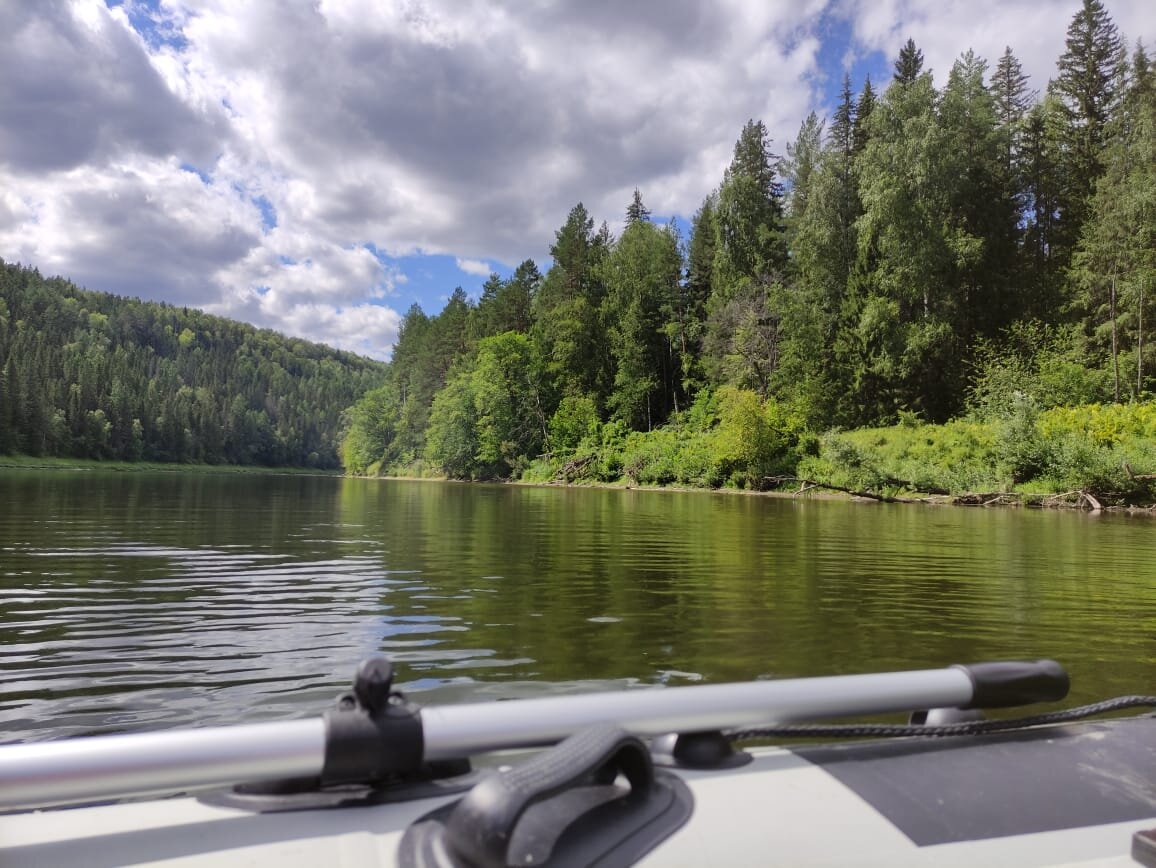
[796, 400, 1156, 503]
[345, 1, 1154, 500]
[0, 262, 386, 467]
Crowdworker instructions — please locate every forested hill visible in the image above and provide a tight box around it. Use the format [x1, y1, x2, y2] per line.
[0, 261, 387, 467]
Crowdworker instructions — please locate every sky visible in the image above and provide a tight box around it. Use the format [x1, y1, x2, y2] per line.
[2, 1, 1152, 360]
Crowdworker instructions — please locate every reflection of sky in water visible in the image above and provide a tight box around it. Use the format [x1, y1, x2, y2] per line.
[0, 534, 536, 741]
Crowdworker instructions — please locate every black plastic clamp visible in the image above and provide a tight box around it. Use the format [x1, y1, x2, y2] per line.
[321, 656, 425, 785]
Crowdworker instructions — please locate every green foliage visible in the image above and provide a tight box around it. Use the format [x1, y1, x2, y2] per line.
[549, 394, 599, 458]
[799, 398, 1156, 501]
[342, 380, 402, 475]
[423, 374, 478, 479]
[967, 321, 1110, 417]
[470, 332, 548, 477]
[421, 332, 548, 480]
[601, 218, 682, 428]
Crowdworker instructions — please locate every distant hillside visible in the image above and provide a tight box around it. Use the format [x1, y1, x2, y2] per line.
[0, 260, 387, 468]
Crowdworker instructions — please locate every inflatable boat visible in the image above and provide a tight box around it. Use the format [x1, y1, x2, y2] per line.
[2, 657, 1155, 867]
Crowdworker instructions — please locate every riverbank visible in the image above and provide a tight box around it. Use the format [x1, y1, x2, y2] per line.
[356, 397, 1156, 515]
[0, 455, 342, 476]
[356, 468, 1156, 517]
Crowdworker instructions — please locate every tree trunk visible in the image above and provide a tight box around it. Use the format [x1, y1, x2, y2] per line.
[1110, 267, 1120, 403]
[1138, 276, 1145, 397]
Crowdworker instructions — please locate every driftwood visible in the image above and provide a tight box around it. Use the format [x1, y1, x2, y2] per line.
[1123, 463, 1156, 482]
[771, 478, 1122, 513]
[555, 455, 594, 483]
[766, 476, 929, 504]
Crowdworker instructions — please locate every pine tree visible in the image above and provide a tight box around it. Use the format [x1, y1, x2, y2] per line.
[533, 204, 610, 400]
[853, 55, 962, 421]
[601, 220, 682, 428]
[679, 196, 717, 393]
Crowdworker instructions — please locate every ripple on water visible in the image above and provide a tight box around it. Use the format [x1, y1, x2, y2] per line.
[0, 542, 488, 740]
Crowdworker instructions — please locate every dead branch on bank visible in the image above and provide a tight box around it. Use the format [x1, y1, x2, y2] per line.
[766, 476, 929, 504]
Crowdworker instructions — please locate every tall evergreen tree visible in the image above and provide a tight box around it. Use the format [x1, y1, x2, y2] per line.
[1072, 41, 1156, 400]
[782, 112, 825, 234]
[853, 76, 877, 156]
[711, 119, 788, 297]
[679, 195, 717, 393]
[533, 203, 610, 400]
[853, 53, 962, 421]
[1019, 96, 1068, 314]
[939, 50, 1020, 339]
[894, 38, 925, 85]
[1049, 0, 1125, 259]
[831, 74, 856, 160]
[625, 188, 651, 224]
[991, 47, 1035, 181]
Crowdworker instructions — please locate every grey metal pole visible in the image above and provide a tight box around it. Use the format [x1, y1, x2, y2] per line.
[0, 719, 325, 810]
[420, 667, 975, 759]
[0, 665, 981, 810]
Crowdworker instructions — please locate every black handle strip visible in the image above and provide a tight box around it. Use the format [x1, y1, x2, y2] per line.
[443, 724, 652, 868]
[955, 659, 1069, 709]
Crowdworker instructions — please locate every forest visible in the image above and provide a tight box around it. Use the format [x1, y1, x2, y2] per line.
[343, 0, 1156, 503]
[0, 261, 386, 467]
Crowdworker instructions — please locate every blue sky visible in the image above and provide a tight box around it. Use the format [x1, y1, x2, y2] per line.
[2, 1, 1152, 359]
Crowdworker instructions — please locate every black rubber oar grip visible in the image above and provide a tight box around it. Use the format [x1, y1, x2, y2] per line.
[955, 659, 1069, 709]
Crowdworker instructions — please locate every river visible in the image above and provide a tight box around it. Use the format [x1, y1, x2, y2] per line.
[1, 470, 1152, 742]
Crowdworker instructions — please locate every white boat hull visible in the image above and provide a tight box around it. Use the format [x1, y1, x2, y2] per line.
[4, 728, 1154, 868]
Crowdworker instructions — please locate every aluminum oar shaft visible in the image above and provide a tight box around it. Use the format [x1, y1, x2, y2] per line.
[420, 667, 975, 759]
[0, 719, 325, 809]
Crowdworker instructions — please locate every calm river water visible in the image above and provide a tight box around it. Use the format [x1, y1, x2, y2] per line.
[1, 470, 1153, 742]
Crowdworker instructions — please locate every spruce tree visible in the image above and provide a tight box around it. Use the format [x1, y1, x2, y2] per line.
[894, 38, 925, 85]
[992, 47, 1035, 177]
[625, 188, 651, 224]
[1049, 0, 1126, 257]
[853, 76, 877, 156]
[830, 74, 856, 160]
[711, 119, 788, 296]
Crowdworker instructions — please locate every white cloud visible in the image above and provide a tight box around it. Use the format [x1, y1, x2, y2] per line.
[456, 258, 491, 277]
[836, 0, 1154, 93]
[1, 0, 1151, 359]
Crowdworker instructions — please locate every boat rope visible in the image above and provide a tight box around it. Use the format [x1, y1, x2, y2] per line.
[727, 695, 1156, 742]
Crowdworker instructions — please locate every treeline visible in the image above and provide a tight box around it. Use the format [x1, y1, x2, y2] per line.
[344, 0, 1154, 483]
[0, 262, 386, 467]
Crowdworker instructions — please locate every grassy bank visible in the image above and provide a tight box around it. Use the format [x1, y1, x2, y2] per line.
[794, 401, 1156, 504]
[357, 390, 1156, 510]
[506, 394, 1156, 509]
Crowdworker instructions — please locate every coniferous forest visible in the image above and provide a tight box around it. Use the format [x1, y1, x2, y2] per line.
[0, 261, 386, 467]
[344, 0, 1156, 503]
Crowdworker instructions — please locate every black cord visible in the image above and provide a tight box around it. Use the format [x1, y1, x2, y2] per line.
[727, 695, 1156, 743]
